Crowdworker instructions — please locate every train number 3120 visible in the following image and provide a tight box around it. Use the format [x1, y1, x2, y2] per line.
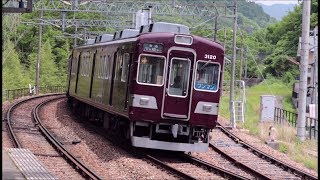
[204, 54, 216, 60]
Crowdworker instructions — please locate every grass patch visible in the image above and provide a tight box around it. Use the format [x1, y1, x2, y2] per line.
[219, 78, 318, 172]
[279, 142, 289, 153]
[220, 78, 297, 135]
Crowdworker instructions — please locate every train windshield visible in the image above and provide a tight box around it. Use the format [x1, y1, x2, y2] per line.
[137, 54, 165, 86]
[195, 61, 220, 92]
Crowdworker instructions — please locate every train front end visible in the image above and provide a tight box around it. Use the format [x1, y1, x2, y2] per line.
[129, 23, 225, 152]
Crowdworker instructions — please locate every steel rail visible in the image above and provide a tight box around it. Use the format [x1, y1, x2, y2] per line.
[33, 96, 102, 180]
[208, 144, 271, 180]
[145, 154, 197, 180]
[6, 93, 65, 148]
[216, 122, 318, 180]
[180, 153, 250, 180]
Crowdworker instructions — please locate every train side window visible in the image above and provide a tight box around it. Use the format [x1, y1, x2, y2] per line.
[79, 53, 84, 76]
[137, 54, 165, 86]
[194, 61, 220, 92]
[100, 55, 103, 79]
[96, 55, 101, 79]
[103, 55, 107, 79]
[121, 53, 130, 82]
[80, 51, 91, 77]
[107, 54, 112, 79]
[114, 52, 123, 81]
[71, 56, 77, 75]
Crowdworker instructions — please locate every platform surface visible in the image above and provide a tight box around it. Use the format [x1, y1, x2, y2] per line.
[2, 148, 57, 180]
[3, 150, 25, 180]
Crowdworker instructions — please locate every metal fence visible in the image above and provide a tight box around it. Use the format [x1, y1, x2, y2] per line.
[274, 107, 318, 139]
[3, 86, 66, 102]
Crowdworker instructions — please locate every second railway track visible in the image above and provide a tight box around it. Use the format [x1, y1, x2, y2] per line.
[202, 123, 318, 180]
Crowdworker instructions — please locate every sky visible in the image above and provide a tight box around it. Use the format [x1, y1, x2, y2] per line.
[253, 0, 299, 5]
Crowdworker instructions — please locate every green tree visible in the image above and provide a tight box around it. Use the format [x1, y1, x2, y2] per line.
[28, 40, 63, 87]
[3, 40, 31, 90]
[262, 0, 318, 81]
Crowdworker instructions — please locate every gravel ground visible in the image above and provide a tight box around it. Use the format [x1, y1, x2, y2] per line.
[39, 98, 177, 179]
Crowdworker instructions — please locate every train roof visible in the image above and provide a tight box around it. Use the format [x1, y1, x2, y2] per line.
[82, 22, 189, 46]
[139, 22, 189, 34]
[78, 22, 222, 50]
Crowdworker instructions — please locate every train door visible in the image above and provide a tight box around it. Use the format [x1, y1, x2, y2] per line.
[161, 48, 195, 120]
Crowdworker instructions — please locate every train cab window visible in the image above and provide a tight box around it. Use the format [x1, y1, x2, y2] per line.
[194, 61, 220, 92]
[137, 54, 165, 86]
[168, 58, 191, 97]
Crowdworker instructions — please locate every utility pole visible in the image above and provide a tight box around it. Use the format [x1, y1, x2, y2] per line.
[313, 26, 318, 138]
[213, 16, 218, 41]
[73, 13, 78, 47]
[61, 11, 66, 32]
[244, 46, 248, 79]
[229, 0, 237, 128]
[148, 6, 152, 25]
[35, 10, 43, 95]
[297, 0, 311, 141]
[239, 31, 244, 80]
[223, 27, 226, 50]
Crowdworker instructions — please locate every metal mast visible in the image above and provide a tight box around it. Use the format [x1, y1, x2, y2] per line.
[229, 0, 237, 128]
[35, 9, 43, 95]
[297, 0, 311, 141]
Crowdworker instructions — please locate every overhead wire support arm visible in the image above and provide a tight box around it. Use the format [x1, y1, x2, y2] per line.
[32, 0, 219, 17]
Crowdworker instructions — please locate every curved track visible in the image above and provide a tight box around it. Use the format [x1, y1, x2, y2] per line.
[6, 94, 101, 180]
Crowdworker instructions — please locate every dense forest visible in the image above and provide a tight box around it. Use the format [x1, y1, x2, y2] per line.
[2, 0, 318, 91]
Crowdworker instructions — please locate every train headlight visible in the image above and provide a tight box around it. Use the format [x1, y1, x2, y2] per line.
[202, 104, 212, 112]
[139, 97, 149, 106]
[175, 35, 193, 45]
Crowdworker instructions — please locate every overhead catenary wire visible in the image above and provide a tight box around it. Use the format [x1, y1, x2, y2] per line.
[2, 0, 10, 6]
[247, 47, 275, 95]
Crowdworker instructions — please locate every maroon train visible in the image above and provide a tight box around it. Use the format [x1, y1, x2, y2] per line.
[67, 22, 224, 152]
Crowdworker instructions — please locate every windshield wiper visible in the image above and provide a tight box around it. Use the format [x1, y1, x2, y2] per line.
[199, 60, 211, 70]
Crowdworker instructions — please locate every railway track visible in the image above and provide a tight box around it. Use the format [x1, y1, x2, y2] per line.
[206, 123, 318, 180]
[145, 152, 250, 180]
[6, 94, 101, 180]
